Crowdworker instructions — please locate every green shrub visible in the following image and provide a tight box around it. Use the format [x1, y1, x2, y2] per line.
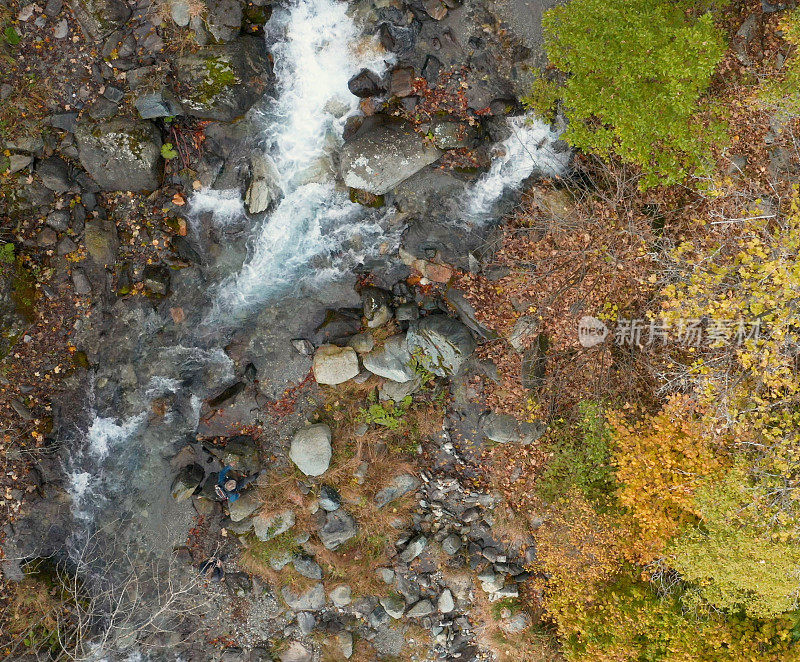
[358, 394, 412, 431]
[552, 570, 800, 661]
[534, 0, 727, 188]
[536, 401, 615, 507]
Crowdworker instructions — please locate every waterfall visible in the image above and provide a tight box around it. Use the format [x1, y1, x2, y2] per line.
[463, 115, 570, 223]
[207, 0, 394, 319]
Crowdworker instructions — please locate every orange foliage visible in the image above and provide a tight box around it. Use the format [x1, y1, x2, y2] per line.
[608, 395, 726, 563]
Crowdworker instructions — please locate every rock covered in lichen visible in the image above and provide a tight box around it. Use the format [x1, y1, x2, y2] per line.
[75, 119, 162, 191]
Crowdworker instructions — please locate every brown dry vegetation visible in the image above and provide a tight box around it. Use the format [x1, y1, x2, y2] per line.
[240, 375, 445, 599]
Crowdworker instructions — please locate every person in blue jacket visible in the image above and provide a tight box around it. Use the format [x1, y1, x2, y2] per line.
[214, 465, 257, 502]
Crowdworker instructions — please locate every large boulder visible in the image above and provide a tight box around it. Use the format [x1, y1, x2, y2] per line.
[69, 0, 131, 39]
[362, 334, 415, 382]
[340, 118, 442, 194]
[175, 37, 270, 121]
[75, 120, 162, 191]
[312, 344, 359, 385]
[289, 424, 332, 477]
[407, 316, 476, 376]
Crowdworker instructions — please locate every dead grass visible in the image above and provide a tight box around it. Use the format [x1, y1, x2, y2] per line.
[238, 377, 443, 599]
[471, 585, 563, 662]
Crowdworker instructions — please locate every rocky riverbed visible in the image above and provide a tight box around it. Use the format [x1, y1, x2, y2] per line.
[0, 0, 567, 658]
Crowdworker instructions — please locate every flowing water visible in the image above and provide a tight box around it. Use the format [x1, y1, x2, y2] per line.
[59, 0, 570, 655]
[209, 0, 394, 320]
[464, 114, 570, 222]
[70, 0, 570, 533]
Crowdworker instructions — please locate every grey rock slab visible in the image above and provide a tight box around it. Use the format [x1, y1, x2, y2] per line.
[437, 588, 454, 613]
[53, 18, 69, 38]
[406, 599, 434, 618]
[83, 219, 118, 266]
[214, 435, 260, 473]
[347, 332, 375, 354]
[71, 269, 91, 295]
[227, 490, 261, 522]
[245, 151, 281, 214]
[329, 584, 352, 607]
[442, 534, 462, 555]
[170, 464, 204, 501]
[134, 90, 183, 119]
[378, 376, 422, 403]
[49, 112, 79, 133]
[289, 423, 332, 477]
[75, 119, 161, 191]
[36, 157, 71, 192]
[399, 535, 427, 563]
[380, 594, 406, 619]
[336, 631, 353, 659]
[407, 315, 476, 377]
[204, 0, 243, 43]
[170, 0, 190, 26]
[293, 555, 323, 580]
[375, 473, 421, 508]
[281, 583, 325, 611]
[46, 211, 70, 232]
[253, 509, 295, 541]
[175, 36, 270, 121]
[6, 154, 33, 174]
[68, 0, 131, 39]
[369, 605, 391, 628]
[279, 641, 313, 662]
[362, 334, 415, 382]
[481, 412, 520, 444]
[318, 484, 341, 512]
[445, 288, 498, 340]
[319, 509, 357, 550]
[296, 611, 316, 635]
[340, 119, 442, 194]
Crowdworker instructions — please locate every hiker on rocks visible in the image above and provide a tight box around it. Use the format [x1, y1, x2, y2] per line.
[214, 465, 257, 502]
[198, 556, 225, 582]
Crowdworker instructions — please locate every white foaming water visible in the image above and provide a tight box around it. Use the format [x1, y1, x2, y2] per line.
[86, 415, 146, 460]
[69, 413, 147, 518]
[145, 376, 183, 398]
[464, 115, 570, 222]
[189, 189, 245, 227]
[210, 0, 393, 318]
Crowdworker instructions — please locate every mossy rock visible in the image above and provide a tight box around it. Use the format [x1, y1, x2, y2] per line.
[175, 36, 271, 121]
